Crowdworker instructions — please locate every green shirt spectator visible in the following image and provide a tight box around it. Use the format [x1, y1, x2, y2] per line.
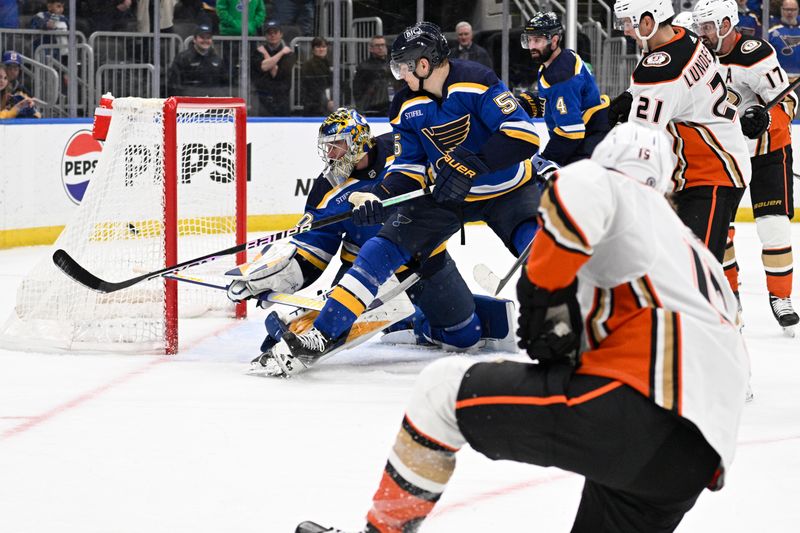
[217, 0, 265, 36]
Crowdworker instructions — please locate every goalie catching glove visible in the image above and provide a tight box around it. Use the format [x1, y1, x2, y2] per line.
[433, 145, 490, 204]
[349, 191, 385, 226]
[226, 241, 305, 302]
[516, 269, 582, 367]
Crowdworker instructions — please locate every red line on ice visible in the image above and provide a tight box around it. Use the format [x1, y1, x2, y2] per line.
[0, 357, 167, 442]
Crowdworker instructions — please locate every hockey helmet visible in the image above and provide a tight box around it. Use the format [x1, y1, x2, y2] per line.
[672, 11, 695, 30]
[614, 0, 675, 46]
[693, 0, 739, 52]
[591, 122, 674, 193]
[521, 12, 564, 49]
[389, 21, 450, 80]
[317, 108, 374, 187]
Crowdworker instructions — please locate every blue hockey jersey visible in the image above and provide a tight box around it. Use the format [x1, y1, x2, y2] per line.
[536, 48, 609, 165]
[737, 9, 761, 37]
[382, 59, 540, 202]
[291, 133, 394, 273]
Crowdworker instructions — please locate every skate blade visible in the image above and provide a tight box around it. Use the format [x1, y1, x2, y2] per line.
[781, 324, 799, 338]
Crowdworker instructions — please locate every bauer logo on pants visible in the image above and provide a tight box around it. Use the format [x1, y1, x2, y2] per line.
[62, 130, 103, 205]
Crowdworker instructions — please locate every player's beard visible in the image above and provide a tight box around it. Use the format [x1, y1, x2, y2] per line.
[530, 45, 554, 66]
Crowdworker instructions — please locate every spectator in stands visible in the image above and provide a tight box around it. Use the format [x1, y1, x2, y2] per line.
[0, 64, 39, 119]
[0, 0, 19, 28]
[769, 0, 800, 78]
[251, 19, 295, 116]
[137, 0, 176, 33]
[352, 35, 397, 117]
[737, 0, 762, 37]
[272, 0, 315, 36]
[167, 23, 229, 96]
[301, 36, 334, 116]
[217, 0, 265, 36]
[30, 0, 69, 63]
[30, 0, 68, 31]
[452, 21, 493, 69]
[86, 0, 136, 32]
[2, 51, 31, 95]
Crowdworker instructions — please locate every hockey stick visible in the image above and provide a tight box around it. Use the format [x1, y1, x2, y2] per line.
[163, 272, 326, 310]
[53, 188, 430, 294]
[473, 238, 533, 296]
[763, 75, 800, 112]
[165, 270, 420, 312]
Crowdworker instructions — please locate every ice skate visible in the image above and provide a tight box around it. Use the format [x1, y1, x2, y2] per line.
[769, 294, 799, 337]
[295, 521, 366, 533]
[270, 327, 344, 376]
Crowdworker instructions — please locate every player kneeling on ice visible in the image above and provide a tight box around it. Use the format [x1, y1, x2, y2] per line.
[226, 108, 516, 376]
[296, 122, 751, 533]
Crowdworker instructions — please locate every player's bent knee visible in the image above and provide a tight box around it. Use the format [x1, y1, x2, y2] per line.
[755, 215, 792, 248]
[431, 312, 482, 350]
[405, 357, 474, 450]
[354, 236, 411, 283]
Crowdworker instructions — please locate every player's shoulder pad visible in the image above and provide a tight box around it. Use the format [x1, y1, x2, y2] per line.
[632, 27, 698, 84]
[541, 49, 581, 86]
[723, 36, 774, 66]
[446, 58, 499, 88]
[306, 173, 334, 209]
[389, 85, 433, 124]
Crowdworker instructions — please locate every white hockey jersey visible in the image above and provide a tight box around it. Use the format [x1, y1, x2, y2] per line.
[627, 27, 752, 192]
[717, 33, 798, 157]
[527, 159, 750, 479]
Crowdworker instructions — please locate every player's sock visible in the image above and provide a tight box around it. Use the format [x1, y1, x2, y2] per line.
[365, 358, 470, 532]
[723, 224, 739, 293]
[366, 416, 457, 533]
[315, 237, 410, 339]
[756, 215, 794, 299]
[511, 219, 538, 256]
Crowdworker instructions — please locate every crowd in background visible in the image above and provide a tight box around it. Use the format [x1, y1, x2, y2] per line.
[2, 0, 800, 118]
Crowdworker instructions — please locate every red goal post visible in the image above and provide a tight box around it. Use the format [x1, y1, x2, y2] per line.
[163, 97, 248, 353]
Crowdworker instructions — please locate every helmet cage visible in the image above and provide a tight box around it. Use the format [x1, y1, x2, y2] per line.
[317, 108, 373, 187]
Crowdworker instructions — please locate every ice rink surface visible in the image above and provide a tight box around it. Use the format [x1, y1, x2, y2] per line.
[0, 224, 798, 533]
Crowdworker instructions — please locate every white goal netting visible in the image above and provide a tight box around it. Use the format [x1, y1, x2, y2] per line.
[0, 97, 246, 353]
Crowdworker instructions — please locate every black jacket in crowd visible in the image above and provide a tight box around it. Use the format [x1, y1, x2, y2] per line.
[167, 44, 229, 97]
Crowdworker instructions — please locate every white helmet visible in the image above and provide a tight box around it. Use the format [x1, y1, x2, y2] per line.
[591, 122, 674, 193]
[672, 11, 695, 30]
[693, 0, 739, 52]
[614, 0, 675, 49]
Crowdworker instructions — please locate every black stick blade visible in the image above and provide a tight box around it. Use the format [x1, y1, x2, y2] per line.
[52, 249, 146, 293]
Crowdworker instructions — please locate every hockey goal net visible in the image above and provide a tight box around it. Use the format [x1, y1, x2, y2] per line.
[0, 97, 247, 354]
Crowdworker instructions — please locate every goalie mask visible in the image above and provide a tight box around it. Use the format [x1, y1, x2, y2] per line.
[317, 108, 374, 187]
[591, 122, 674, 193]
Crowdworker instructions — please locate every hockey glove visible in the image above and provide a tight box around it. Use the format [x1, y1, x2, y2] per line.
[531, 154, 559, 186]
[608, 91, 632, 126]
[517, 91, 545, 118]
[516, 271, 582, 367]
[740, 104, 771, 139]
[226, 242, 305, 302]
[349, 191, 385, 226]
[434, 145, 490, 204]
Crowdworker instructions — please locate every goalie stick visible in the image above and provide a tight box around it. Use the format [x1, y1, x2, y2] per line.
[165, 270, 420, 313]
[52, 188, 430, 294]
[473, 237, 533, 296]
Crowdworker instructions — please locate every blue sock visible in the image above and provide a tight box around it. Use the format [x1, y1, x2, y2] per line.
[511, 219, 539, 255]
[314, 237, 411, 339]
